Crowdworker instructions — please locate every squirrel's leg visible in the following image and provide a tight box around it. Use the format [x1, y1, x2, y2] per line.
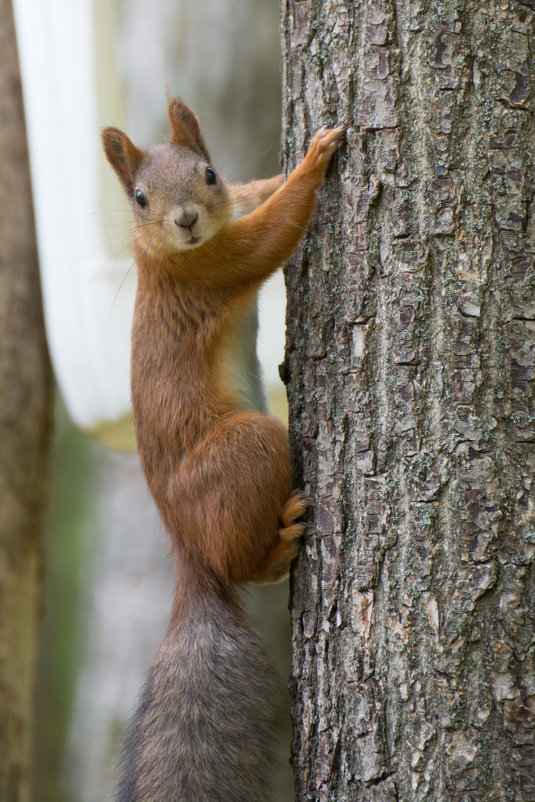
[164, 411, 301, 583]
[222, 125, 346, 285]
[230, 175, 284, 217]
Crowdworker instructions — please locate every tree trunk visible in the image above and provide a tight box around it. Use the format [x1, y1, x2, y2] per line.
[282, 1, 535, 800]
[0, 1, 51, 799]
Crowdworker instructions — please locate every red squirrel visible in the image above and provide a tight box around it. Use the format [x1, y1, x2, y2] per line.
[102, 96, 344, 802]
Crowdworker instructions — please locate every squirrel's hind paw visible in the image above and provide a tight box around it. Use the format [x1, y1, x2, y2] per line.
[280, 491, 309, 529]
[251, 492, 309, 585]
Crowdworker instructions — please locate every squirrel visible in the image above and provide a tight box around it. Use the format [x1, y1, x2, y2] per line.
[102, 96, 344, 802]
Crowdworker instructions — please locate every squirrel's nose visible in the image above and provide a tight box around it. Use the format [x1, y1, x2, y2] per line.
[175, 210, 199, 229]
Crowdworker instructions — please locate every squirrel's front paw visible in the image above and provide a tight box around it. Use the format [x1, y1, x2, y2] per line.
[305, 125, 348, 177]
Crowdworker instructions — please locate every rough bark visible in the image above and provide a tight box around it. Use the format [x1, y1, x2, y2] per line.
[282, 1, 535, 800]
[0, 1, 51, 799]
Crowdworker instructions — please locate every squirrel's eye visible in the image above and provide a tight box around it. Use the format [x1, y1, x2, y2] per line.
[135, 189, 148, 207]
[205, 167, 217, 186]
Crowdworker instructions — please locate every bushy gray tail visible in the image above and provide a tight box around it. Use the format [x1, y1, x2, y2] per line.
[115, 560, 275, 802]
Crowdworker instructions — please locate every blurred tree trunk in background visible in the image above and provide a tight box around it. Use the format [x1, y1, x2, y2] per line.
[282, 1, 535, 800]
[0, 0, 51, 800]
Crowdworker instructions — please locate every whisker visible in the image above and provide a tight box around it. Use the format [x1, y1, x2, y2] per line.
[82, 223, 165, 292]
[136, 227, 167, 260]
[108, 259, 137, 313]
[105, 226, 167, 320]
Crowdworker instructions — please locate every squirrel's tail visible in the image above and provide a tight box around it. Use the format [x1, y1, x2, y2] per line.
[115, 550, 276, 802]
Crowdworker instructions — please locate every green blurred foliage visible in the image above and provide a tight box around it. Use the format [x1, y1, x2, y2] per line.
[32, 396, 97, 802]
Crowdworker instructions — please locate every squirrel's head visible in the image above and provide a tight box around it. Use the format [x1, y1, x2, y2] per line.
[102, 97, 231, 254]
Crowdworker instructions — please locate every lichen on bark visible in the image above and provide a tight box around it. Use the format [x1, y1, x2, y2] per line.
[282, 2, 535, 800]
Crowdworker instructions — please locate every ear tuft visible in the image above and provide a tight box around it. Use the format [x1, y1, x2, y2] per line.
[102, 127, 144, 198]
[167, 96, 210, 161]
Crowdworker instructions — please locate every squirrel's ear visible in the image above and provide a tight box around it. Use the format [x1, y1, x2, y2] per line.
[102, 127, 144, 198]
[167, 96, 210, 161]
